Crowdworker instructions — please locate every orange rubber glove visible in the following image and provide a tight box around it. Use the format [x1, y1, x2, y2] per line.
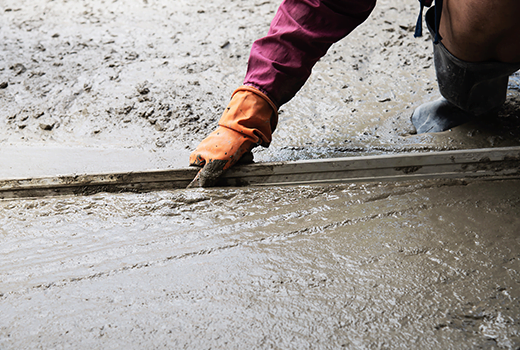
[188, 86, 278, 188]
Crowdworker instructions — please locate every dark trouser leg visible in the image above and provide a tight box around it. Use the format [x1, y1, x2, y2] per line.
[412, 7, 520, 134]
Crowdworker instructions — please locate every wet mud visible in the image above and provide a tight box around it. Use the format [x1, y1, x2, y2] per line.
[1, 0, 520, 349]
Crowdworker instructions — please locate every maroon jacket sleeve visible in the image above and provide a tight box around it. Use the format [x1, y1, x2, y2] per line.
[243, 0, 377, 108]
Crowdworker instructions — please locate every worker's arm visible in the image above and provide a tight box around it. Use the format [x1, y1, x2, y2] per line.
[244, 0, 377, 108]
[188, 0, 377, 187]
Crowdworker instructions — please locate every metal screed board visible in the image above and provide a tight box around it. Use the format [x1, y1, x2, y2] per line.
[1, 147, 520, 199]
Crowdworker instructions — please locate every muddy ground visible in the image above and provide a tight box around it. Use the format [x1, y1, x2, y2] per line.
[1, 0, 520, 349]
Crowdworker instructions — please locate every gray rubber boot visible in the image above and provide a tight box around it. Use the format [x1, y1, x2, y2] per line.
[412, 97, 474, 133]
[412, 7, 520, 134]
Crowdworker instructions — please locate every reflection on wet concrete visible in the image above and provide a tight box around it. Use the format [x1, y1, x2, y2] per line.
[1, 179, 519, 348]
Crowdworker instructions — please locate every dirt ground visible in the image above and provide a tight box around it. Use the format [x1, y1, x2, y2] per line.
[1, 0, 520, 349]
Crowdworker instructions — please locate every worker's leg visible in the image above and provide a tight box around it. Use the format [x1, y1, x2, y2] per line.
[412, 0, 520, 134]
[440, 0, 520, 64]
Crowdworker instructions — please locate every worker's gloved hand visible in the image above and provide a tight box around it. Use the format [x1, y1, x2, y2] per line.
[187, 86, 278, 188]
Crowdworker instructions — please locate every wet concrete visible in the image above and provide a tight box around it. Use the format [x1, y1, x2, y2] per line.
[1, 0, 520, 348]
[1, 180, 520, 349]
[1, 0, 519, 175]
[0, 144, 189, 178]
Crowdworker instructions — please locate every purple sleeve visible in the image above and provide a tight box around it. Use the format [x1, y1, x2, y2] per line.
[243, 0, 377, 108]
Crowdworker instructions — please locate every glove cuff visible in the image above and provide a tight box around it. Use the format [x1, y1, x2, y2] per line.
[218, 86, 278, 147]
[233, 85, 279, 119]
